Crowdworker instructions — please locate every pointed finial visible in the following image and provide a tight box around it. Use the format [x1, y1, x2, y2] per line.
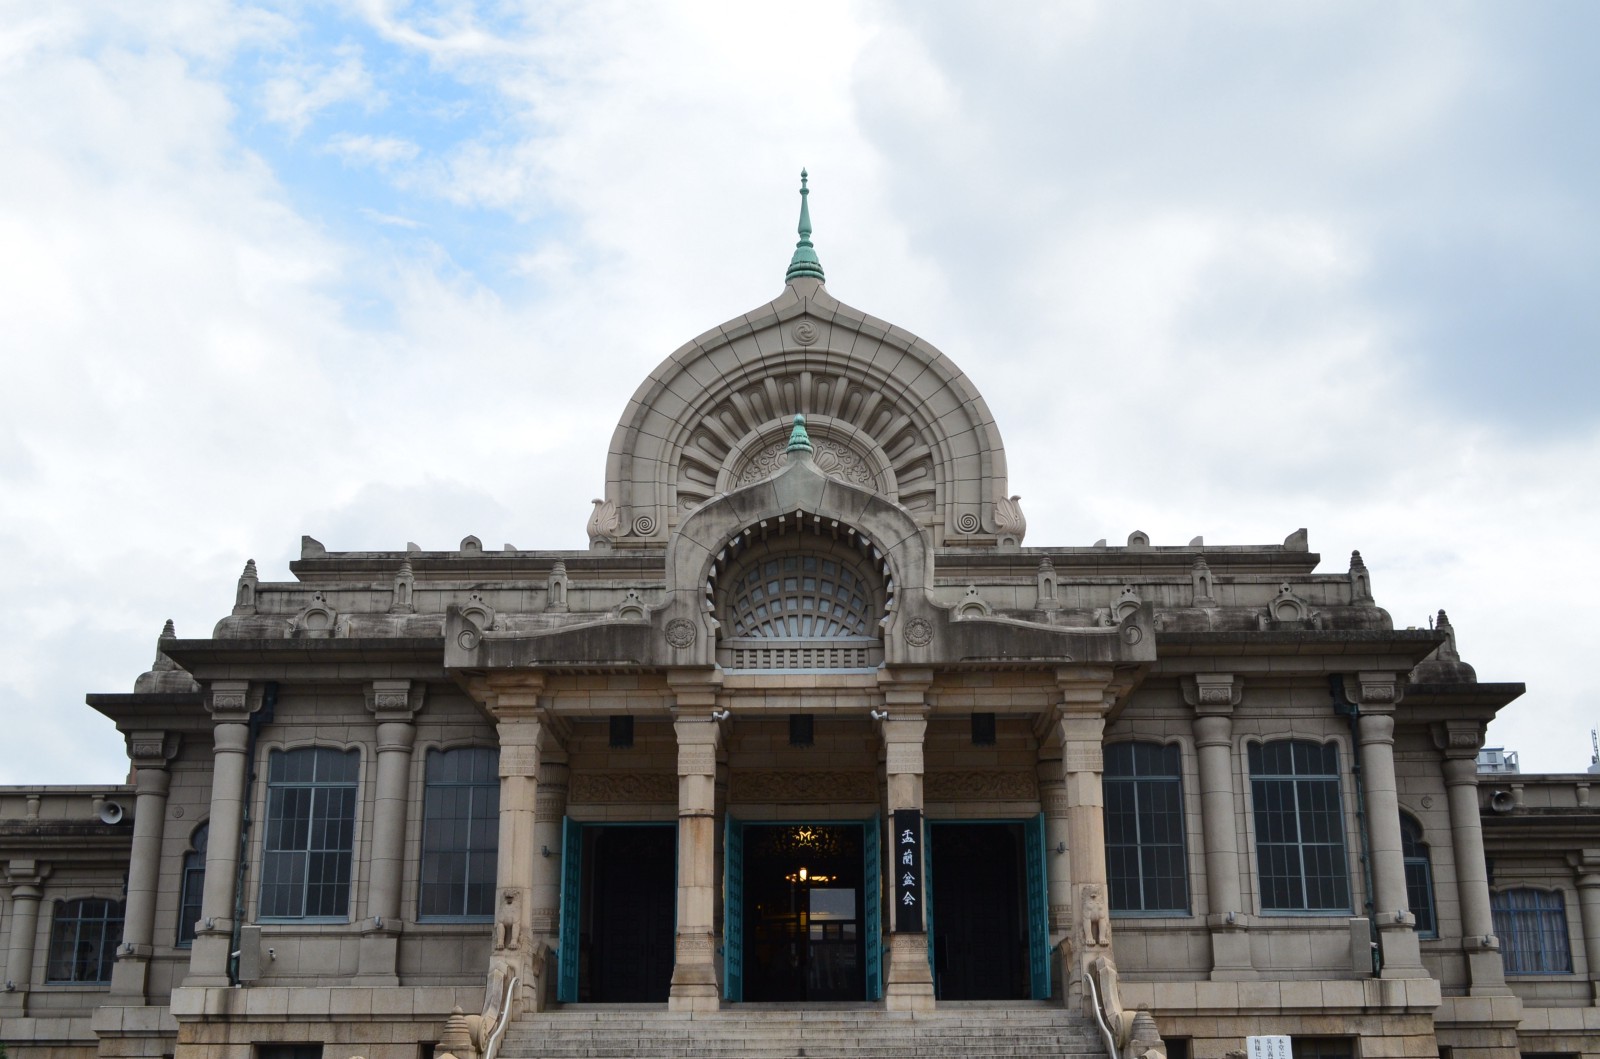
[786, 414, 813, 455]
[785, 169, 826, 283]
[160, 619, 176, 640]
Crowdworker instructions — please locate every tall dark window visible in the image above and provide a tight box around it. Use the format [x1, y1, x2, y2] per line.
[419, 747, 500, 919]
[1492, 888, 1572, 974]
[45, 897, 124, 983]
[1400, 814, 1437, 938]
[1104, 741, 1189, 914]
[176, 821, 208, 946]
[260, 747, 359, 919]
[1249, 740, 1351, 912]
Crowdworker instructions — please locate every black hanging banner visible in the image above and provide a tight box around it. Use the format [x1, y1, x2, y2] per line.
[892, 808, 924, 932]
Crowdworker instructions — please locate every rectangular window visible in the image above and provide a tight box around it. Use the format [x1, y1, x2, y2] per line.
[45, 898, 124, 983]
[1492, 888, 1572, 974]
[1104, 741, 1190, 914]
[1249, 740, 1351, 913]
[260, 747, 359, 919]
[176, 822, 209, 947]
[1291, 1039, 1355, 1059]
[419, 747, 500, 919]
[255, 1045, 323, 1059]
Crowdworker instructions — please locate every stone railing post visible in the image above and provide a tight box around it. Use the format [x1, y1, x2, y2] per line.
[357, 679, 423, 984]
[110, 731, 179, 1001]
[668, 673, 725, 1012]
[1436, 721, 1509, 995]
[186, 681, 260, 986]
[1184, 674, 1254, 980]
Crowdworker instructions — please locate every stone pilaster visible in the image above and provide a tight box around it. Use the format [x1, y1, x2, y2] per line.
[1353, 674, 1424, 977]
[528, 748, 569, 1011]
[878, 670, 935, 1012]
[1567, 850, 1600, 1004]
[357, 679, 424, 984]
[1036, 742, 1072, 952]
[2, 860, 49, 1014]
[110, 731, 179, 1001]
[1050, 667, 1116, 1014]
[1183, 675, 1254, 980]
[1435, 721, 1509, 995]
[474, 673, 555, 1015]
[186, 681, 260, 986]
[668, 673, 724, 1012]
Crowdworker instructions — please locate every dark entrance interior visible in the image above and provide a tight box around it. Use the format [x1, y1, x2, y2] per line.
[581, 824, 675, 1002]
[743, 824, 864, 1002]
[930, 822, 1028, 1000]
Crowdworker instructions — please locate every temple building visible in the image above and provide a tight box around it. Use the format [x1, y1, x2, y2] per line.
[3, 176, 1597, 1059]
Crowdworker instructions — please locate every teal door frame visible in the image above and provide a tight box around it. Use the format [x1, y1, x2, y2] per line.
[721, 817, 883, 1002]
[555, 818, 677, 1004]
[925, 816, 1052, 1001]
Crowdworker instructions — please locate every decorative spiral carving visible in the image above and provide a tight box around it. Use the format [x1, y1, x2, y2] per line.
[457, 629, 481, 650]
[904, 617, 934, 648]
[632, 514, 657, 536]
[665, 618, 697, 649]
[1122, 624, 1143, 646]
[955, 512, 981, 534]
[792, 320, 818, 345]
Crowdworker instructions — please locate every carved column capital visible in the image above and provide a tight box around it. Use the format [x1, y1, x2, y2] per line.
[205, 681, 261, 723]
[1433, 720, 1488, 760]
[471, 672, 549, 720]
[365, 679, 426, 722]
[1182, 674, 1242, 713]
[3, 858, 51, 892]
[126, 730, 180, 772]
[1352, 671, 1403, 711]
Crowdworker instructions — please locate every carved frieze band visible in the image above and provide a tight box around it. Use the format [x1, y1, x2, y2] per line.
[884, 743, 924, 776]
[570, 772, 678, 804]
[729, 771, 877, 803]
[679, 744, 717, 776]
[1065, 745, 1104, 774]
[499, 745, 540, 778]
[925, 770, 1039, 802]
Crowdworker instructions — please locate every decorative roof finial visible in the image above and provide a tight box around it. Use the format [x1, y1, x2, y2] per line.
[786, 414, 813, 455]
[785, 169, 825, 283]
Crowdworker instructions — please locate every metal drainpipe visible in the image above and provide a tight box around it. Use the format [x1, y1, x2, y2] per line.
[1331, 674, 1382, 976]
[228, 681, 277, 986]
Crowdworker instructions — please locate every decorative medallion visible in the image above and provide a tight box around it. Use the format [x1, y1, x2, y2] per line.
[955, 512, 981, 534]
[457, 629, 481, 650]
[632, 515, 657, 536]
[665, 618, 697, 649]
[172, 806, 185, 819]
[1420, 796, 1434, 810]
[1122, 624, 1143, 646]
[736, 435, 879, 490]
[903, 617, 934, 648]
[792, 320, 818, 345]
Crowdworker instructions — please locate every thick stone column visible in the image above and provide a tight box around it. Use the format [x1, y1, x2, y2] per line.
[110, 732, 179, 1001]
[1436, 720, 1508, 995]
[476, 674, 553, 1015]
[186, 682, 259, 986]
[1353, 675, 1424, 977]
[2, 860, 49, 1013]
[879, 671, 934, 1012]
[1036, 741, 1072, 985]
[528, 749, 569, 1010]
[357, 680, 423, 984]
[1050, 668, 1116, 1014]
[668, 673, 724, 1012]
[1568, 851, 1600, 1004]
[1185, 675, 1254, 980]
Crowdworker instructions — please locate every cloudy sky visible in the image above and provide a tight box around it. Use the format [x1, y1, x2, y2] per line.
[2, 1, 1596, 784]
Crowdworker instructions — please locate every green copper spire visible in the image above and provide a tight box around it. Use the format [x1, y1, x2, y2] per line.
[786, 414, 813, 455]
[785, 169, 826, 283]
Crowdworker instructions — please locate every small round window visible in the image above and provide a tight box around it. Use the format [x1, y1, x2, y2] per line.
[724, 550, 879, 638]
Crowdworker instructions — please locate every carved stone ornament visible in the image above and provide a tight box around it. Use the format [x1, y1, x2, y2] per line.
[955, 512, 981, 534]
[570, 771, 677, 803]
[730, 770, 877, 803]
[903, 617, 934, 648]
[665, 618, 697, 649]
[792, 320, 819, 345]
[736, 435, 879, 491]
[925, 770, 1038, 801]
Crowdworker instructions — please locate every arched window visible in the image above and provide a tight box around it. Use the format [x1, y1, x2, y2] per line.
[1400, 814, 1436, 938]
[260, 746, 360, 920]
[45, 897, 124, 983]
[1492, 887, 1572, 974]
[713, 530, 889, 670]
[1248, 740, 1351, 913]
[1103, 742, 1189, 914]
[176, 822, 208, 947]
[419, 747, 500, 920]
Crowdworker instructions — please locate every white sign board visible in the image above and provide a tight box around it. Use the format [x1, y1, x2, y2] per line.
[1247, 1036, 1293, 1059]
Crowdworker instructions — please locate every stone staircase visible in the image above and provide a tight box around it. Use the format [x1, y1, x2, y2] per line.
[498, 1003, 1106, 1058]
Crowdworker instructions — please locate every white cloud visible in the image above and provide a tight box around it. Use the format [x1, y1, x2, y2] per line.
[259, 46, 382, 136]
[328, 131, 420, 167]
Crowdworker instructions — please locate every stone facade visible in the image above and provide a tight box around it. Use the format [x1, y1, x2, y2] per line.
[1, 187, 1593, 1059]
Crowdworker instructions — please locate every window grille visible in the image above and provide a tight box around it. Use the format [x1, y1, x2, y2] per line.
[1104, 741, 1190, 914]
[1492, 887, 1572, 974]
[1400, 814, 1437, 938]
[726, 553, 875, 638]
[176, 822, 208, 946]
[1248, 740, 1351, 912]
[419, 747, 500, 919]
[45, 897, 124, 983]
[259, 747, 359, 919]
